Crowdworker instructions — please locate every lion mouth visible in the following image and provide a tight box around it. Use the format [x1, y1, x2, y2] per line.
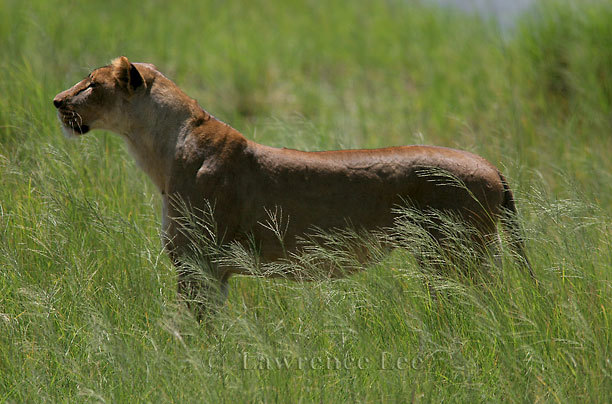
[57, 110, 90, 135]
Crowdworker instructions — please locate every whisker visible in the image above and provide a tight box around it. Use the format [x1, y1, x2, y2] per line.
[73, 112, 84, 131]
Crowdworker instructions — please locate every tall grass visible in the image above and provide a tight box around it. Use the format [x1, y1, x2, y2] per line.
[1, 0, 611, 402]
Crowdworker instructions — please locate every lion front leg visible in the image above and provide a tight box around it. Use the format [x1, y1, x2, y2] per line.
[162, 202, 230, 321]
[173, 258, 229, 321]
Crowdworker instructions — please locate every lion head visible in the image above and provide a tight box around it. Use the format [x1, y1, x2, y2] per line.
[53, 56, 150, 138]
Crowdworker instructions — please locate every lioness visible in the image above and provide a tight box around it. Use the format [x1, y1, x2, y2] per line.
[54, 56, 532, 316]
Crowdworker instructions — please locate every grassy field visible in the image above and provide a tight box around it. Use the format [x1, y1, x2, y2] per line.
[1, 0, 611, 402]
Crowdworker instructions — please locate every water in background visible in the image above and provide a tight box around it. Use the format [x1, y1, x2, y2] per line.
[430, 0, 535, 28]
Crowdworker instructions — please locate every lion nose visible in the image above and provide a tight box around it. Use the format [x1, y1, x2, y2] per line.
[53, 96, 64, 109]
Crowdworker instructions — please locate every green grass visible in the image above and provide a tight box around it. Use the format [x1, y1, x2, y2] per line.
[1, 0, 611, 402]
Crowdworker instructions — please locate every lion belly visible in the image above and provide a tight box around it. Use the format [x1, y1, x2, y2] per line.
[231, 144, 504, 264]
[164, 142, 505, 274]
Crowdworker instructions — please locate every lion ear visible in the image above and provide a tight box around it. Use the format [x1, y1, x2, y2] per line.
[111, 56, 144, 94]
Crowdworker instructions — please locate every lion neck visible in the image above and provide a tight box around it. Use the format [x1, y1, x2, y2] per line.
[118, 86, 201, 193]
[116, 80, 246, 195]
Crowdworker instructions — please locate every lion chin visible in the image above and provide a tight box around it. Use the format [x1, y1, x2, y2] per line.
[58, 114, 89, 138]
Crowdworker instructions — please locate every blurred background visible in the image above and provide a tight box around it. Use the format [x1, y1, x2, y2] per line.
[1, 0, 611, 402]
[432, 0, 535, 27]
[2, 0, 611, 202]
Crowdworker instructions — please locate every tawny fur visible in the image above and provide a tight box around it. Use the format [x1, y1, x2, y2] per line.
[54, 57, 531, 315]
